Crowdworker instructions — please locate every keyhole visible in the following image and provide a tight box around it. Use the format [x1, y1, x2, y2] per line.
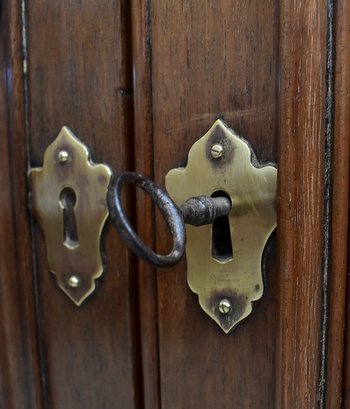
[59, 187, 79, 248]
[211, 191, 233, 262]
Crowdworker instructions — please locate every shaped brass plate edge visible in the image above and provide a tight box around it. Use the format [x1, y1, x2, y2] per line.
[165, 120, 277, 333]
[29, 127, 112, 305]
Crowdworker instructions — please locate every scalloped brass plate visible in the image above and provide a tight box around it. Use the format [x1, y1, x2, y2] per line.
[166, 120, 277, 333]
[29, 127, 111, 305]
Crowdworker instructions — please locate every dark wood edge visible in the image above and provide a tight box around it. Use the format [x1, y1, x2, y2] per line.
[325, 0, 350, 407]
[0, 0, 45, 408]
[130, 1, 161, 408]
[118, 2, 147, 408]
[343, 189, 350, 405]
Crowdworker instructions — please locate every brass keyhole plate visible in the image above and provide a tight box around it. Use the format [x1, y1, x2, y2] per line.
[166, 120, 277, 333]
[29, 127, 111, 305]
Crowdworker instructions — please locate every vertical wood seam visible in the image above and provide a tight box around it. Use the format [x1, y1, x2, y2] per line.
[130, 0, 161, 408]
[343, 201, 350, 404]
[324, 0, 350, 406]
[319, 0, 335, 406]
[120, 1, 146, 408]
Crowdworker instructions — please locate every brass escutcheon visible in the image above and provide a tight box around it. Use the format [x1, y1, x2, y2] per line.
[29, 127, 111, 305]
[166, 120, 277, 333]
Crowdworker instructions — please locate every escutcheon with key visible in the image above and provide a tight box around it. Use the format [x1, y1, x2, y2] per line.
[30, 120, 276, 333]
[108, 120, 277, 332]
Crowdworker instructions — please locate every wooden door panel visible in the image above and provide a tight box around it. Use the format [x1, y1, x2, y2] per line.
[150, 0, 328, 408]
[19, 1, 140, 408]
[151, 1, 278, 408]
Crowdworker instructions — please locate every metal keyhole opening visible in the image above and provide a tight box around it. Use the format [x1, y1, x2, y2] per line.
[211, 191, 233, 262]
[59, 187, 79, 249]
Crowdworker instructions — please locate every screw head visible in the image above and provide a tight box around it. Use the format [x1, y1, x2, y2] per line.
[68, 275, 80, 288]
[210, 144, 224, 159]
[219, 298, 232, 315]
[58, 150, 69, 163]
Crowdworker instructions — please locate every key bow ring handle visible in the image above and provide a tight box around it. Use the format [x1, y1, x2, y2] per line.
[108, 171, 186, 268]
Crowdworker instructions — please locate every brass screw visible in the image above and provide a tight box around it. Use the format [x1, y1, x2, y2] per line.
[210, 144, 223, 159]
[68, 275, 80, 288]
[58, 150, 69, 163]
[219, 298, 232, 315]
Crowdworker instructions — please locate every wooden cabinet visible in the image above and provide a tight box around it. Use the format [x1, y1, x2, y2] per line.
[1, 1, 349, 408]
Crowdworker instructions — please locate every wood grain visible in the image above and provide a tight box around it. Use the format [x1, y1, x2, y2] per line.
[325, 0, 350, 407]
[151, 1, 278, 407]
[277, 1, 328, 407]
[0, 1, 45, 408]
[26, 1, 141, 408]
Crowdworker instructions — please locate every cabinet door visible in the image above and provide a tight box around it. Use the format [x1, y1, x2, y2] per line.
[1, 1, 141, 408]
[1, 1, 350, 408]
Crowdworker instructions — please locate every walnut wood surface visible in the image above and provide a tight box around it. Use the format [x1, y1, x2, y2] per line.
[25, 1, 140, 408]
[152, 1, 278, 407]
[326, 0, 350, 407]
[277, 1, 328, 408]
